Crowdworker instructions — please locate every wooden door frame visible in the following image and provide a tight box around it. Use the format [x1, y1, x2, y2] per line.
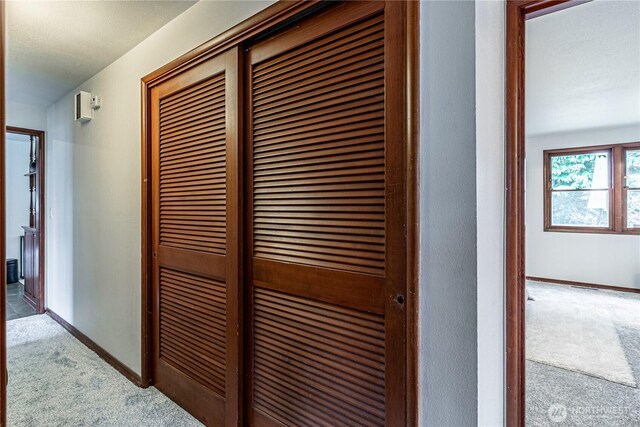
[0, 2, 6, 425]
[505, 1, 591, 426]
[5, 126, 45, 314]
[140, 0, 420, 424]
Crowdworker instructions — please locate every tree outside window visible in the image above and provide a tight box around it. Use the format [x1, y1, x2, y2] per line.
[544, 142, 640, 234]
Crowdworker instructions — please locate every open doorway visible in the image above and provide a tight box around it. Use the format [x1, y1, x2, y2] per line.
[5, 126, 44, 320]
[507, 1, 640, 425]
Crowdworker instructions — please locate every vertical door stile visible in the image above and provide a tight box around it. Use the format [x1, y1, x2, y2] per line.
[151, 48, 241, 426]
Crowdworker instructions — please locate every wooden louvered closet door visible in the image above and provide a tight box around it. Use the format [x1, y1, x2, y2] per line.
[151, 48, 241, 426]
[245, 2, 407, 426]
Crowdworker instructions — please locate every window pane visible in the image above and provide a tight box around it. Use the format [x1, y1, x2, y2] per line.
[627, 190, 640, 228]
[626, 150, 640, 188]
[551, 190, 609, 227]
[551, 152, 609, 190]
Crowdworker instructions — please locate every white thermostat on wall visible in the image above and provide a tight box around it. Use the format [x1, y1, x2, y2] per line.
[90, 95, 102, 110]
[74, 91, 92, 122]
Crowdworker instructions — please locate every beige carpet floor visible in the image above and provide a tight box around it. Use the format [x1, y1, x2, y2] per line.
[7, 314, 202, 427]
[526, 281, 640, 387]
[526, 281, 640, 426]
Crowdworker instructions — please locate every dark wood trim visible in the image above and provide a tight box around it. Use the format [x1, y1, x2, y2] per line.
[241, 42, 254, 426]
[45, 309, 144, 387]
[543, 142, 640, 235]
[524, 0, 591, 19]
[542, 226, 640, 235]
[4, 126, 44, 137]
[526, 276, 640, 294]
[226, 46, 244, 427]
[139, 79, 152, 388]
[615, 145, 625, 231]
[6, 126, 46, 314]
[506, 1, 594, 426]
[405, 1, 420, 426]
[506, 2, 527, 425]
[543, 142, 640, 154]
[0, 2, 6, 425]
[141, 0, 420, 424]
[141, 1, 323, 86]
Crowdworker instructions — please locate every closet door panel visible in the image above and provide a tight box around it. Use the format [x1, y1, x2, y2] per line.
[246, 2, 407, 425]
[151, 48, 241, 426]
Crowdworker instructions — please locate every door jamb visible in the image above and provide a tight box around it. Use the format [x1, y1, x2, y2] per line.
[505, 1, 592, 426]
[6, 126, 45, 315]
[0, 3, 6, 425]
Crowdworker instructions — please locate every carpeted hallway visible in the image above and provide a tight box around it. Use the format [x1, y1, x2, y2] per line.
[526, 281, 640, 426]
[7, 315, 203, 426]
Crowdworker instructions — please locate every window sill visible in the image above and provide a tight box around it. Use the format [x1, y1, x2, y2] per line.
[544, 226, 640, 235]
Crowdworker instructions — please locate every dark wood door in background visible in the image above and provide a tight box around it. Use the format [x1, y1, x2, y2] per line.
[245, 2, 407, 425]
[151, 48, 241, 426]
[22, 227, 38, 308]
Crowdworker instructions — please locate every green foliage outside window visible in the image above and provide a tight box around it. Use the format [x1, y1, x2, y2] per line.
[626, 150, 640, 228]
[551, 153, 605, 190]
[626, 150, 640, 187]
[550, 152, 608, 227]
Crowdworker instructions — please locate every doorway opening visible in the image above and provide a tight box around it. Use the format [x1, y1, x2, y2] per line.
[5, 126, 45, 320]
[507, 1, 640, 426]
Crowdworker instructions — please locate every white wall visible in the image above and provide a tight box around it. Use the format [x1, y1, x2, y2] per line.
[525, 124, 640, 289]
[420, 1, 478, 425]
[5, 135, 30, 266]
[7, 100, 47, 131]
[46, 0, 276, 375]
[476, 1, 506, 426]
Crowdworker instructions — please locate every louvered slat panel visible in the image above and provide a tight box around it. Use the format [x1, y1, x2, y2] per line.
[159, 268, 226, 396]
[253, 288, 385, 427]
[252, 14, 385, 276]
[159, 73, 226, 255]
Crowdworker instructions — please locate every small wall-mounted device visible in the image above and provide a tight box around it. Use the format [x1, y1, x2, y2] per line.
[75, 91, 92, 122]
[90, 95, 102, 110]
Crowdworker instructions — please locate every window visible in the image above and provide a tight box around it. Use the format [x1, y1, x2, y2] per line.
[544, 142, 640, 234]
[625, 149, 640, 229]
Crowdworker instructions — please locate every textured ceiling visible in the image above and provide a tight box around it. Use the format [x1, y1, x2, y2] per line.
[7, 0, 197, 107]
[526, 0, 640, 136]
